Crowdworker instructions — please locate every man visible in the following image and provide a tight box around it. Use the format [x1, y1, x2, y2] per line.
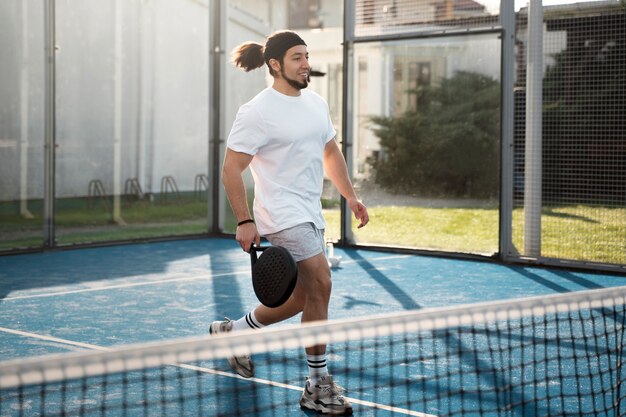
[213, 30, 369, 416]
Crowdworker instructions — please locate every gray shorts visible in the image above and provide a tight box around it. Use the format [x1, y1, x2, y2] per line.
[264, 223, 325, 262]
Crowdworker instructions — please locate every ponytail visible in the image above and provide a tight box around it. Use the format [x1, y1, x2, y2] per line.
[232, 31, 307, 75]
[231, 41, 264, 72]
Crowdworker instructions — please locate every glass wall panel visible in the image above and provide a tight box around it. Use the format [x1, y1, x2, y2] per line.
[53, 0, 210, 245]
[0, 1, 45, 251]
[351, 33, 501, 255]
[222, 1, 343, 242]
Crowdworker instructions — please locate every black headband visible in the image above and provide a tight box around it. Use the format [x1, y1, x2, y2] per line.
[263, 32, 307, 65]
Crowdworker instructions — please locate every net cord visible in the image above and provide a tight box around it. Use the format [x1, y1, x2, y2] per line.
[1, 285, 624, 390]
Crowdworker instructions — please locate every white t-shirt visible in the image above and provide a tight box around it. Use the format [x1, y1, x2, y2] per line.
[227, 87, 336, 235]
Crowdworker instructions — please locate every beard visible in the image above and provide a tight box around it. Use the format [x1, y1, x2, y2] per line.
[281, 68, 308, 90]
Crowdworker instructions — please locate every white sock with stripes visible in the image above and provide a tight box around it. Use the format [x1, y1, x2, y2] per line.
[307, 354, 329, 385]
[231, 311, 264, 331]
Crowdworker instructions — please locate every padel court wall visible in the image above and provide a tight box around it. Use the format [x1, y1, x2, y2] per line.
[341, 0, 625, 273]
[0, 0, 624, 274]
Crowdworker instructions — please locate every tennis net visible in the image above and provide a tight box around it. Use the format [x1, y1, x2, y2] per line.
[2, 286, 626, 416]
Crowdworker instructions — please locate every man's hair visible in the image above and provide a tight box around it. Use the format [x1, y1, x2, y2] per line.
[231, 30, 306, 76]
[231, 41, 265, 72]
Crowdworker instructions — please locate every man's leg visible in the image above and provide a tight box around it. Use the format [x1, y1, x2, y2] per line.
[298, 252, 332, 350]
[256, 252, 332, 375]
[296, 252, 352, 415]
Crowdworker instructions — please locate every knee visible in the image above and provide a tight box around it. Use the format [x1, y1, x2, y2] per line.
[298, 255, 333, 305]
[306, 269, 332, 303]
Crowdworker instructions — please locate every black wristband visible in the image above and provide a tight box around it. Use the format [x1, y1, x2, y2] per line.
[237, 219, 255, 227]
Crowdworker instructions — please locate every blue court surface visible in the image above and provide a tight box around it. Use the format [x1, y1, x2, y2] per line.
[1, 237, 625, 416]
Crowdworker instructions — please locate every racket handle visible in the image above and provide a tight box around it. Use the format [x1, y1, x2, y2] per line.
[248, 243, 267, 265]
[249, 244, 257, 265]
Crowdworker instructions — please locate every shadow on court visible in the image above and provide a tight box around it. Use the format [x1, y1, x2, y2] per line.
[344, 250, 421, 310]
[0, 238, 244, 302]
[505, 265, 607, 294]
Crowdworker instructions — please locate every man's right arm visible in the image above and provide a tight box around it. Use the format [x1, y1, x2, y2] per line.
[222, 148, 260, 250]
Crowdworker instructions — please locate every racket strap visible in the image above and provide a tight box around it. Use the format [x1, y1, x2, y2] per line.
[232, 311, 264, 331]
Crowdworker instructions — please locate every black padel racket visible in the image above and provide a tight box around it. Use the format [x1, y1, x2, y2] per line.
[250, 245, 297, 308]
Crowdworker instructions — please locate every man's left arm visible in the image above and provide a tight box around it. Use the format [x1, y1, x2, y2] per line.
[323, 139, 369, 228]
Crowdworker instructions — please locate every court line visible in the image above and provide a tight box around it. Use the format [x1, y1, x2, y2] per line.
[0, 326, 436, 417]
[339, 254, 409, 265]
[180, 363, 436, 417]
[0, 327, 108, 351]
[2, 255, 406, 301]
[1, 270, 250, 301]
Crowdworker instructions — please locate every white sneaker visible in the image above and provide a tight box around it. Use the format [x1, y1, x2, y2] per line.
[209, 318, 254, 378]
[300, 375, 353, 415]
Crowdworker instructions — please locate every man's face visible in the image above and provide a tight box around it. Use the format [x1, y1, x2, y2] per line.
[279, 45, 310, 90]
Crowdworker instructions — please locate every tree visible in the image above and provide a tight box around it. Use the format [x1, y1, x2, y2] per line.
[369, 71, 500, 198]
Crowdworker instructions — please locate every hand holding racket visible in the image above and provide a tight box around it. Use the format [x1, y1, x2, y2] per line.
[236, 219, 260, 252]
[249, 244, 298, 308]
